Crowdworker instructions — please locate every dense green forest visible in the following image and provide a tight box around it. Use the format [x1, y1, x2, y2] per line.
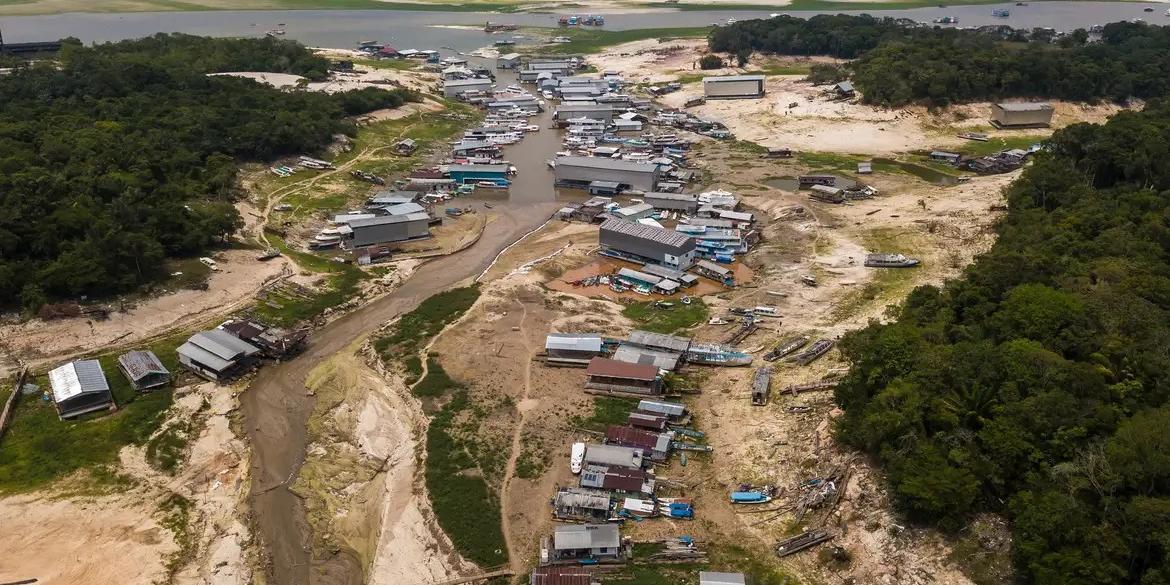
[0, 34, 415, 309]
[834, 100, 1170, 584]
[709, 16, 1170, 106]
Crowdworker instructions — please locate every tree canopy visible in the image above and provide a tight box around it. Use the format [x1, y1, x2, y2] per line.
[709, 16, 1170, 106]
[0, 34, 415, 309]
[834, 100, 1170, 583]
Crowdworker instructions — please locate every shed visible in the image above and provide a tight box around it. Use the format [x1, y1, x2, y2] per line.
[637, 399, 687, 419]
[585, 357, 663, 395]
[703, 75, 765, 99]
[644, 192, 699, 213]
[395, 138, 417, 154]
[701, 572, 748, 585]
[588, 180, 622, 196]
[834, 81, 855, 97]
[626, 330, 691, 354]
[347, 213, 431, 247]
[930, 151, 962, 164]
[809, 184, 845, 204]
[614, 203, 655, 221]
[117, 350, 170, 391]
[605, 425, 671, 461]
[497, 52, 521, 69]
[627, 412, 668, 431]
[693, 259, 735, 286]
[48, 359, 113, 419]
[857, 161, 873, 174]
[553, 488, 613, 522]
[382, 202, 426, 216]
[545, 333, 605, 363]
[612, 344, 682, 371]
[550, 523, 622, 561]
[598, 219, 696, 270]
[990, 102, 1054, 127]
[581, 443, 646, 469]
[177, 329, 261, 382]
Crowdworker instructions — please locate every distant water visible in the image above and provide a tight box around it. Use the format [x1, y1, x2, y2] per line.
[0, 2, 1164, 51]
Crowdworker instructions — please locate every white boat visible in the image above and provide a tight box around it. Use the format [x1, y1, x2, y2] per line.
[546, 159, 556, 168]
[552, 36, 572, 43]
[570, 442, 585, 474]
[726, 17, 737, 25]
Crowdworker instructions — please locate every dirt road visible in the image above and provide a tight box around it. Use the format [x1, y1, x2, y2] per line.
[243, 79, 566, 585]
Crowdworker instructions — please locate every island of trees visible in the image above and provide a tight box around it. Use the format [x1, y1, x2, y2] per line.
[709, 16, 1170, 106]
[0, 34, 415, 310]
[834, 100, 1170, 584]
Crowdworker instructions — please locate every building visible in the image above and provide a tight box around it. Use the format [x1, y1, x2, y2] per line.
[626, 330, 691, 355]
[640, 263, 699, 288]
[693, 259, 736, 286]
[809, 184, 845, 204]
[990, 102, 1054, 127]
[220, 319, 307, 358]
[930, 151, 962, 164]
[394, 138, 417, 154]
[582, 443, 646, 469]
[637, 399, 687, 421]
[381, 202, 426, 216]
[448, 163, 510, 185]
[546, 524, 623, 564]
[347, 213, 431, 247]
[587, 180, 622, 197]
[703, 75, 765, 99]
[48, 359, 114, 419]
[598, 219, 696, 270]
[553, 488, 612, 522]
[834, 81, 855, 97]
[530, 567, 599, 585]
[554, 103, 614, 124]
[644, 192, 699, 213]
[605, 425, 671, 461]
[628, 412, 668, 431]
[177, 329, 260, 382]
[612, 344, 682, 371]
[545, 333, 605, 364]
[580, 464, 655, 495]
[368, 191, 418, 206]
[585, 357, 663, 396]
[555, 157, 660, 192]
[613, 203, 655, 221]
[497, 52, 521, 69]
[701, 572, 748, 585]
[117, 350, 171, 391]
[442, 78, 493, 98]
[528, 59, 576, 72]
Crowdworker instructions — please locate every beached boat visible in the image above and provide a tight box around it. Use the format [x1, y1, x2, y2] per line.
[788, 339, 834, 366]
[570, 442, 585, 474]
[730, 491, 772, 504]
[475, 181, 509, 189]
[763, 336, 809, 362]
[864, 253, 920, 268]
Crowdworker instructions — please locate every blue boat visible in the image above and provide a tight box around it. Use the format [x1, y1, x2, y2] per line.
[730, 491, 772, 504]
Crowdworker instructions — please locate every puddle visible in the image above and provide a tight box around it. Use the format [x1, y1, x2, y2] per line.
[764, 177, 799, 191]
[874, 158, 960, 186]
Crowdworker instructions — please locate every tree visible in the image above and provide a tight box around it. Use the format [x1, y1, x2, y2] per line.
[699, 54, 723, 70]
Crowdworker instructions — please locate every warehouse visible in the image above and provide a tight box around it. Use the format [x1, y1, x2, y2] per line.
[582, 443, 646, 469]
[545, 333, 605, 365]
[49, 359, 114, 419]
[447, 163, 510, 185]
[496, 52, 521, 69]
[555, 157, 660, 192]
[117, 350, 170, 391]
[586, 357, 663, 396]
[554, 103, 614, 124]
[598, 218, 696, 269]
[613, 344, 682, 371]
[644, 192, 699, 213]
[626, 330, 692, 355]
[990, 102, 1054, 127]
[177, 329, 261, 381]
[703, 74, 765, 99]
[442, 78, 493, 98]
[347, 213, 431, 247]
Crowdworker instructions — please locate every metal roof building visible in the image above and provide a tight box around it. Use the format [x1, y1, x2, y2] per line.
[177, 329, 261, 382]
[442, 77, 493, 98]
[703, 74, 765, 99]
[701, 572, 748, 585]
[530, 567, 597, 585]
[991, 102, 1054, 127]
[48, 359, 113, 419]
[555, 156, 660, 192]
[369, 191, 418, 205]
[553, 488, 613, 522]
[637, 399, 687, 419]
[117, 350, 170, 391]
[644, 192, 699, 212]
[545, 333, 605, 364]
[582, 443, 645, 469]
[580, 463, 656, 494]
[605, 425, 672, 460]
[598, 218, 696, 270]
[551, 523, 622, 560]
[627, 330, 691, 354]
[585, 357, 663, 396]
[640, 263, 699, 287]
[381, 202, 426, 216]
[612, 344, 682, 371]
[613, 203, 655, 221]
[554, 103, 614, 123]
[347, 213, 431, 247]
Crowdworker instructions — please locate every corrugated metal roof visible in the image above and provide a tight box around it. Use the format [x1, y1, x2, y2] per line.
[700, 572, 748, 585]
[628, 412, 667, 430]
[383, 202, 425, 216]
[645, 192, 698, 202]
[586, 357, 659, 381]
[117, 350, 168, 382]
[190, 329, 260, 361]
[835, 81, 855, 92]
[600, 218, 694, 249]
[348, 213, 430, 228]
[334, 213, 377, 224]
[613, 344, 681, 371]
[637, 399, 686, 417]
[616, 203, 653, 217]
[695, 259, 732, 275]
[545, 333, 603, 352]
[606, 425, 670, 452]
[49, 359, 109, 403]
[530, 567, 595, 585]
[444, 78, 492, 87]
[627, 330, 691, 353]
[177, 341, 233, 371]
[718, 209, 754, 222]
[448, 163, 509, 173]
[554, 488, 611, 511]
[616, 267, 662, 285]
[556, 156, 658, 174]
[553, 523, 620, 551]
[582, 443, 645, 468]
[703, 74, 765, 83]
[996, 102, 1053, 111]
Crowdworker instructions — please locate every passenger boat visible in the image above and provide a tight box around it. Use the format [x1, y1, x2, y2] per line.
[864, 253, 921, 268]
[763, 336, 809, 362]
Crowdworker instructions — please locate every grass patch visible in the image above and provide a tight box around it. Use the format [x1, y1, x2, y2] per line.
[952, 134, 1047, 157]
[746, 63, 813, 76]
[622, 298, 708, 334]
[251, 234, 367, 327]
[162, 257, 213, 291]
[571, 396, 639, 431]
[663, 0, 1017, 10]
[158, 493, 196, 580]
[0, 332, 189, 494]
[374, 285, 481, 361]
[0, 0, 525, 14]
[425, 384, 508, 567]
[354, 58, 419, 71]
[830, 228, 921, 323]
[402, 354, 423, 385]
[797, 150, 866, 173]
[529, 26, 713, 54]
[412, 358, 458, 398]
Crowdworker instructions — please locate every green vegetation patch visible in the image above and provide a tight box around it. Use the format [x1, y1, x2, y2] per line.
[374, 285, 481, 361]
[412, 358, 458, 398]
[251, 235, 366, 327]
[622, 298, 709, 334]
[531, 26, 712, 55]
[571, 396, 639, 431]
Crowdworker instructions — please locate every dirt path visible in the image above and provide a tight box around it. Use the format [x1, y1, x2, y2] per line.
[498, 303, 534, 573]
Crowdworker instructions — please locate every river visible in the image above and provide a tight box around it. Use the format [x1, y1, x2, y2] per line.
[0, 2, 1165, 49]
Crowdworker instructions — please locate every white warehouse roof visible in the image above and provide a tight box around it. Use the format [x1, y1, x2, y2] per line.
[48, 360, 109, 403]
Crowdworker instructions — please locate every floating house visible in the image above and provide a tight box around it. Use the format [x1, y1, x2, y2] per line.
[598, 219, 696, 270]
[442, 78, 493, 98]
[545, 333, 605, 365]
[701, 572, 748, 585]
[580, 464, 656, 495]
[628, 412, 668, 431]
[48, 359, 113, 419]
[545, 524, 623, 564]
[644, 192, 699, 213]
[177, 329, 261, 382]
[117, 350, 170, 391]
[585, 357, 663, 396]
[581, 443, 646, 470]
[626, 330, 691, 355]
[605, 425, 672, 461]
[530, 567, 599, 585]
[703, 75, 766, 99]
[637, 399, 687, 421]
[447, 163, 510, 185]
[554, 103, 614, 124]
[346, 213, 432, 247]
[220, 319, 307, 359]
[553, 488, 613, 522]
[555, 157, 660, 192]
[496, 52, 521, 69]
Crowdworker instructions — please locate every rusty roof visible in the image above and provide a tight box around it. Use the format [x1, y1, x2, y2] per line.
[586, 357, 659, 381]
[531, 566, 595, 585]
[606, 425, 667, 451]
[116, 350, 168, 382]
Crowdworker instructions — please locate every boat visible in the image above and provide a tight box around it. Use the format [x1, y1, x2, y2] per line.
[483, 202, 493, 209]
[475, 181, 509, 189]
[864, 253, 920, 268]
[763, 336, 809, 362]
[570, 442, 585, 474]
[726, 17, 737, 25]
[256, 248, 281, 261]
[933, 16, 959, 24]
[1143, 6, 1153, 11]
[546, 159, 556, 169]
[957, 132, 989, 141]
[552, 36, 572, 43]
[730, 491, 772, 504]
[788, 339, 834, 366]
[992, 8, 1010, 17]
